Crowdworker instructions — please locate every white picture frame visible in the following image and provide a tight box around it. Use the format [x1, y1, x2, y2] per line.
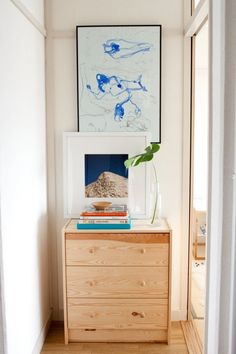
[63, 132, 151, 218]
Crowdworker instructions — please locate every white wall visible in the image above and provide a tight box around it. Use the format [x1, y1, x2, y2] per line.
[46, 0, 186, 320]
[0, 1, 51, 353]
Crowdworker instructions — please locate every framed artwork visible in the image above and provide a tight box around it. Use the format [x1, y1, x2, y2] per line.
[76, 25, 161, 143]
[85, 154, 128, 198]
[63, 132, 151, 218]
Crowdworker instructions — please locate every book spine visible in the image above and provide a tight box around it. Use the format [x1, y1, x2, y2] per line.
[77, 219, 130, 225]
[76, 223, 131, 230]
[79, 216, 129, 220]
[81, 212, 128, 217]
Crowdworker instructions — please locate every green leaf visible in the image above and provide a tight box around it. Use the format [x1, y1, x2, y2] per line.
[130, 156, 143, 167]
[141, 153, 154, 162]
[145, 146, 152, 153]
[124, 155, 142, 168]
[149, 143, 160, 153]
[124, 143, 160, 169]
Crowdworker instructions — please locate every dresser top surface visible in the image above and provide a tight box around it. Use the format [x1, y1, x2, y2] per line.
[63, 218, 171, 234]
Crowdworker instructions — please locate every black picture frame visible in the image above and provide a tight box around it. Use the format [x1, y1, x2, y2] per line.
[76, 24, 162, 143]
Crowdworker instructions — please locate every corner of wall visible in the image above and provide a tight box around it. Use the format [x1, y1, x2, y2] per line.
[32, 309, 53, 354]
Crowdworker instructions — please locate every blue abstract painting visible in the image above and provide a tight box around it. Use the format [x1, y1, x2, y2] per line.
[103, 39, 152, 59]
[77, 25, 161, 142]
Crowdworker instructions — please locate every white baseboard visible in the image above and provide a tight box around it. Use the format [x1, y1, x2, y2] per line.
[171, 309, 187, 321]
[32, 309, 53, 354]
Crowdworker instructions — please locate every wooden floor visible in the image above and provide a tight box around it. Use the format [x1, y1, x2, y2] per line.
[181, 321, 202, 354]
[41, 322, 189, 354]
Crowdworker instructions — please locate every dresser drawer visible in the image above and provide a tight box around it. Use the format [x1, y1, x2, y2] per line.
[68, 328, 168, 343]
[67, 298, 168, 330]
[66, 266, 168, 298]
[66, 239, 168, 266]
[63, 220, 172, 344]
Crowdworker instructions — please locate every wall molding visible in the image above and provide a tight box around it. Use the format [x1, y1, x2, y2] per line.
[0, 208, 7, 354]
[205, 0, 225, 351]
[10, 0, 46, 37]
[32, 309, 52, 354]
[184, 0, 208, 37]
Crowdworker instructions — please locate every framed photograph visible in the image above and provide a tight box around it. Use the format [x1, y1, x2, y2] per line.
[63, 132, 151, 218]
[76, 25, 161, 143]
[85, 154, 128, 198]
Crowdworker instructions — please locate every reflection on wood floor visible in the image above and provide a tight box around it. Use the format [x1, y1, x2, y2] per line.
[41, 321, 189, 354]
[191, 260, 206, 319]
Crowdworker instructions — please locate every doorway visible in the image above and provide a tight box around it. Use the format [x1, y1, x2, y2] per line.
[189, 20, 209, 346]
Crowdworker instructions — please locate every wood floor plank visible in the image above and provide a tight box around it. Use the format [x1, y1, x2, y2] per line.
[41, 322, 188, 354]
[181, 321, 202, 354]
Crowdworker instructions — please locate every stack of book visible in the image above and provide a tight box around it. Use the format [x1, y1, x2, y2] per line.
[76, 204, 131, 229]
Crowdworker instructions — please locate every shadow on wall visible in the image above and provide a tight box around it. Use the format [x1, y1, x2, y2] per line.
[34, 213, 52, 347]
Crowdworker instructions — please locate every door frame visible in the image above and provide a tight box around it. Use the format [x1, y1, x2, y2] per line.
[0, 204, 7, 354]
[184, 0, 208, 325]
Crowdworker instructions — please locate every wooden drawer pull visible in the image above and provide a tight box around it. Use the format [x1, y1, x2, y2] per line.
[132, 311, 145, 318]
[89, 248, 95, 254]
[140, 280, 146, 287]
[140, 248, 146, 254]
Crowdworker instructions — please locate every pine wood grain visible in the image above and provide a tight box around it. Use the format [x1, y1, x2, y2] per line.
[66, 266, 168, 298]
[62, 219, 172, 344]
[41, 321, 189, 353]
[66, 239, 169, 266]
[66, 233, 170, 243]
[181, 321, 202, 354]
[67, 298, 168, 330]
[65, 218, 171, 234]
[68, 328, 168, 342]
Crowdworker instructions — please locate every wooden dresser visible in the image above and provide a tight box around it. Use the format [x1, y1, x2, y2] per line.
[62, 219, 172, 344]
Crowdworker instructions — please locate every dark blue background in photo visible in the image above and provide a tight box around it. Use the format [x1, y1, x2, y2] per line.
[85, 154, 128, 186]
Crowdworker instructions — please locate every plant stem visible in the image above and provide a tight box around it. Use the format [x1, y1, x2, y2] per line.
[151, 162, 158, 224]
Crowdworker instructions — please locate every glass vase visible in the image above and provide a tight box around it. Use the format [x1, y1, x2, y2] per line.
[150, 163, 162, 225]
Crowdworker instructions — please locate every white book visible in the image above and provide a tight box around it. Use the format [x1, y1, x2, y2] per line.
[79, 215, 129, 220]
[77, 218, 130, 225]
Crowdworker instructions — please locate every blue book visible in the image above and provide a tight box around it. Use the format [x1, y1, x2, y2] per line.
[76, 222, 131, 230]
